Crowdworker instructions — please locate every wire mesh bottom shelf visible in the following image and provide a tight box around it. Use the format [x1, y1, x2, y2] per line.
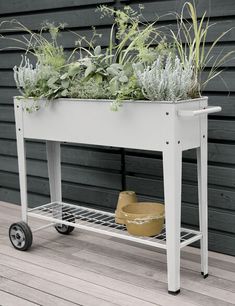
[28, 202, 202, 249]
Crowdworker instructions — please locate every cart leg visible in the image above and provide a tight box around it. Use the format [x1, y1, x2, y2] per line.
[17, 136, 28, 223]
[15, 102, 28, 223]
[163, 146, 182, 294]
[197, 143, 208, 278]
[46, 141, 62, 219]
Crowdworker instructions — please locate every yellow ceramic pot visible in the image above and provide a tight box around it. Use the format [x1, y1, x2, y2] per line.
[122, 202, 165, 237]
[115, 191, 137, 224]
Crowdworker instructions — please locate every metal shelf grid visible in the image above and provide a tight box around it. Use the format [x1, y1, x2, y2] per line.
[28, 202, 202, 249]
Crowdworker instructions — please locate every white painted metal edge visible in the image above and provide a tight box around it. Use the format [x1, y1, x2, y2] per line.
[14, 96, 208, 105]
[178, 106, 222, 117]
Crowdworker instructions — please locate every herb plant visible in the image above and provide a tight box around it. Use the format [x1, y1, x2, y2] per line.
[0, 3, 233, 111]
[135, 55, 195, 101]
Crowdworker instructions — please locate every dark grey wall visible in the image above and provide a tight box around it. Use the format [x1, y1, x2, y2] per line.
[0, 0, 235, 256]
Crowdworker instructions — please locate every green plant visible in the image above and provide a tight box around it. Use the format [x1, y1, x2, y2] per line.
[69, 78, 112, 99]
[1, 4, 233, 111]
[171, 2, 234, 95]
[99, 5, 164, 66]
[5, 21, 72, 102]
[135, 54, 196, 101]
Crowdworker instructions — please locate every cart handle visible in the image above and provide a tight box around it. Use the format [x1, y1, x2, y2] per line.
[178, 106, 222, 117]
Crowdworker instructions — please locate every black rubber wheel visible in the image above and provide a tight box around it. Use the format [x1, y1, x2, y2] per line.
[9, 221, 33, 251]
[55, 212, 75, 235]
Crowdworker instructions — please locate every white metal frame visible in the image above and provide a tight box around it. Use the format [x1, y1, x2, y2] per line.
[14, 96, 221, 294]
[28, 201, 202, 249]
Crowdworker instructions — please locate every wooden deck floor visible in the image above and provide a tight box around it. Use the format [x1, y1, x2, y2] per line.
[0, 201, 234, 306]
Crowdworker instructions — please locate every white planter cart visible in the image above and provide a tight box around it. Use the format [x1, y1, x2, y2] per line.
[9, 96, 221, 294]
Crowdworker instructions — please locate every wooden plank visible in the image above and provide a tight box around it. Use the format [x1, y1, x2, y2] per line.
[0, 52, 33, 69]
[0, 105, 14, 121]
[203, 70, 235, 92]
[73, 249, 235, 304]
[74, 246, 235, 295]
[0, 139, 16, 155]
[0, 88, 18, 105]
[0, 265, 117, 306]
[0, 261, 158, 306]
[1, 151, 235, 190]
[0, 249, 195, 306]
[0, 28, 111, 53]
[24, 141, 121, 169]
[0, 143, 235, 211]
[0, 70, 14, 87]
[207, 94, 235, 117]
[125, 155, 235, 188]
[0, 49, 103, 69]
[159, 20, 235, 44]
[124, 0, 235, 21]
[207, 230, 235, 257]
[5, 235, 233, 305]
[0, 0, 114, 15]
[126, 175, 235, 211]
[204, 44, 235, 68]
[1, 167, 235, 211]
[0, 155, 122, 190]
[0, 122, 16, 139]
[0, 140, 121, 170]
[0, 252, 166, 306]
[0, 275, 78, 306]
[0, 186, 50, 206]
[0, 16, 235, 44]
[0, 290, 38, 306]
[182, 202, 235, 234]
[183, 143, 235, 164]
[182, 241, 235, 265]
[0, 8, 113, 33]
[0, 0, 235, 22]
[0, 171, 119, 209]
[209, 119, 235, 141]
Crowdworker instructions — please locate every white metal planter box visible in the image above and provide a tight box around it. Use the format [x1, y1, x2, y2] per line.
[12, 96, 221, 295]
[18, 97, 212, 150]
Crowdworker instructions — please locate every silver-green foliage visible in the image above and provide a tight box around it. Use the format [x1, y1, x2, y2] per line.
[69, 78, 112, 100]
[14, 57, 59, 97]
[13, 57, 40, 96]
[135, 55, 195, 101]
